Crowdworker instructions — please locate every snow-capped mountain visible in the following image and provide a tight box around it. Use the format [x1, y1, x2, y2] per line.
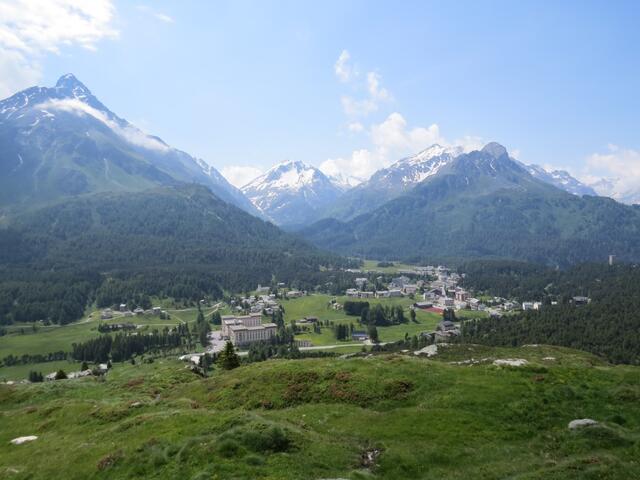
[322, 144, 464, 221]
[242, 160, 343, 225]
[326, 172, 364, 191]
[374, 144, 464, 187]
[525, 164, 596, 196]
[302, 141, 640, 266]
[0, 74, 257, 214]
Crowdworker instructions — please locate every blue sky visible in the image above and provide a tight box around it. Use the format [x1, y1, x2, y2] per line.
[1, 0, 640, 189]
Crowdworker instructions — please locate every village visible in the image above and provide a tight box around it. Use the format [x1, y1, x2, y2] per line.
[3, 262, 592, 383]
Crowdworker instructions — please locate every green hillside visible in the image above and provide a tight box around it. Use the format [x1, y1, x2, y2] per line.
[2, 345, 640, 479]
[301, 147, 640, 266]
[0, 185, 351, 325]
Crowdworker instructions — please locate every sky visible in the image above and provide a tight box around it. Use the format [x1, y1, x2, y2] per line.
[1, 0, 639, 190]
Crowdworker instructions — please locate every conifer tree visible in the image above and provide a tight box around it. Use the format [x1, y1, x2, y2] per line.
[367, 324, 379, 343]
[218, 341, 240, 370]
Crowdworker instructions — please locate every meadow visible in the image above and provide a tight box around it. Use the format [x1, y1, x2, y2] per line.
[2, 344, 640, 479]
[0, 305, 218, 382]
[282, 294, 443, 346]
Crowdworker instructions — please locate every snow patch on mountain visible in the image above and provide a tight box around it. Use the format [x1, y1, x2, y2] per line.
[376, 144, 464, 187]
[525, 164, 597, 196]
[0, 74, 257, 215]
[242, 160, 343, 225]
[327, 172, 364, 190]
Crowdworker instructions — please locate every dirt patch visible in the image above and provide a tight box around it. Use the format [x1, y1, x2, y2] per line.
[126, 377, 144, 388]
[97, 450, 123, 471]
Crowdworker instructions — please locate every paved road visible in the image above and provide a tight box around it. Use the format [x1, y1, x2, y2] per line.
[207, 330, 227, 354]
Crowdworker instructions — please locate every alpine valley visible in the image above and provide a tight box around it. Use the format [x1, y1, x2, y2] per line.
[2, 75, 640, 270]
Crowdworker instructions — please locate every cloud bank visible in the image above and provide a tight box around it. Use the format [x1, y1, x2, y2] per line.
[0, 0, 118, 97]
[37, 97, 169, 152]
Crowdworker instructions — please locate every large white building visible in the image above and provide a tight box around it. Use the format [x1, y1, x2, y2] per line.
[221, 313, 277, 347]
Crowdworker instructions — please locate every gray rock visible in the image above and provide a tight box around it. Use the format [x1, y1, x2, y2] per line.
[568, 418, 598, 430]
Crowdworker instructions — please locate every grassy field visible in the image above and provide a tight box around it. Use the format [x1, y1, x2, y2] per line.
[283, 294, 442, 346]
[360, 259, 424, 273]
[0, 305, 219, 381]
[1, 344, 640, 479]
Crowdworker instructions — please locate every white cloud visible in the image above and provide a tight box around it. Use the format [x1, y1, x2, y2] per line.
[0, 0, 118, 97]
[329, 50, 485, 181]
[320, 149, 376, 182]
[221, 165, 264, 189]
[323, 112, 487, 181]
[136, 5, 174, 23]
[0, 48, 41, 99]
[454, 135, 486, 153]
[347, 121, 364, 133]
[36, 98, 169, 152]
[367, 72, 390, 101]
[579, 145, 640, 202]
[341, 95, 378, 117]
[334, 49, 353, 82]
[335, 50, 391, 118]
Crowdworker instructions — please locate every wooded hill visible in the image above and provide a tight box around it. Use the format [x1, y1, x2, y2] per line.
[0, 184, 353, 325]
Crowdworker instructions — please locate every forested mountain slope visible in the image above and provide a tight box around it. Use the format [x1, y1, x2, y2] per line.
[459, 261, 640, 364]
[301, 143, 640, 266]
[0, 185, 350, 325]
[0, 74, 257, 215]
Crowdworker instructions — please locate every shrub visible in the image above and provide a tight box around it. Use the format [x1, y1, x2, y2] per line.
[217, 439, 240, 458]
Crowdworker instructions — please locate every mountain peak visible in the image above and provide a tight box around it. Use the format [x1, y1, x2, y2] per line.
[276, 159, 307, 171]
[55, 73, 92, 97]
[242, 160, 342, 225]
[481, 142, 508, 158]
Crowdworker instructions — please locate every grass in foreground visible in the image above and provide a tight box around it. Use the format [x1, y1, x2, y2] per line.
[2, 344, 640, 479]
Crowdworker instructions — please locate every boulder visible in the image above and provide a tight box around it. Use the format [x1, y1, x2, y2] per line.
[414, 344, 438, 357]
[493, 358, 528, 367]
[568, 418, 599, 430]
[10, 436, 38, 445]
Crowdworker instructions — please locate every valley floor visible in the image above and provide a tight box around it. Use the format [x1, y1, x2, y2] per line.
[2, 344, 640, 479]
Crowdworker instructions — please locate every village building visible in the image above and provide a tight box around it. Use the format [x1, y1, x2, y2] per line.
[351, 331, 369, 341]
[355, 277, 368, 288]
[228, 323, 277, 346]
[403, 284, 418, 295]
[468, 298, 481, 310]
[454, 289, 469, 302]
[390, 276, 411, 288]
[414, 301, 433, 310]
[572, 296, 591, 306]
[441, 297, 454, 307]
[221, 312, 277, 347]
[286, 290, 304, 298]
